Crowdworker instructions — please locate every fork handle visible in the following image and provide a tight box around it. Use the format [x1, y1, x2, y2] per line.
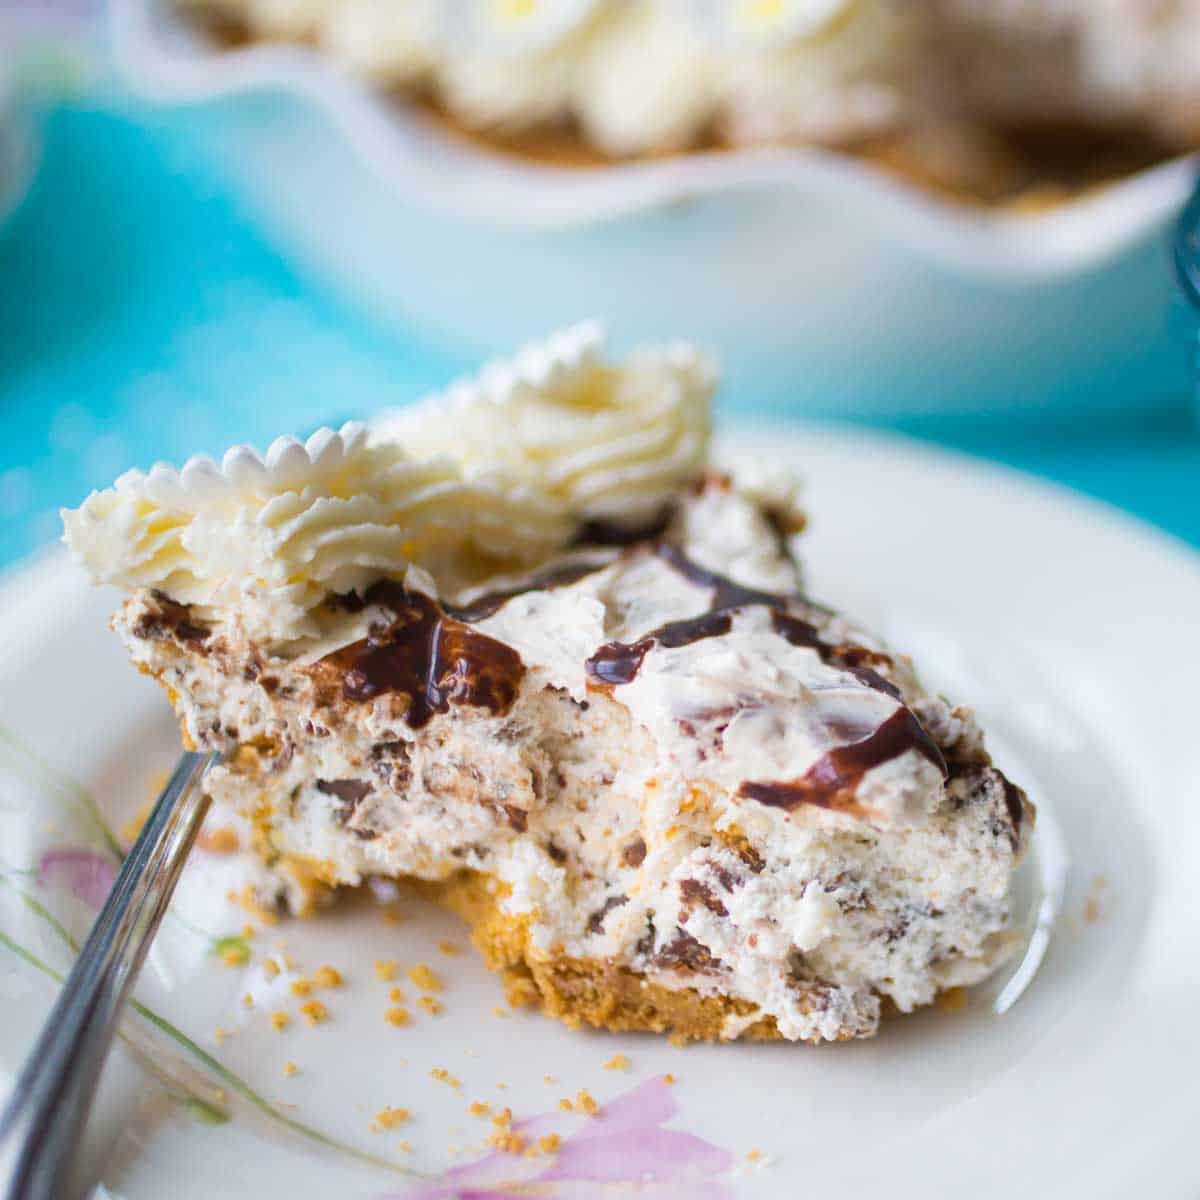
[0, 751, 216, 1200]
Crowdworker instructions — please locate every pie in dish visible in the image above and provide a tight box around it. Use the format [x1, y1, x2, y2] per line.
[179, 0, 1200, 205]
[62, 324, 1033, 1043]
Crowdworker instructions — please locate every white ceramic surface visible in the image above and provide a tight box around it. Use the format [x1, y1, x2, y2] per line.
[1, 425, 1198, 1198]
[109, 0, 1199, 419]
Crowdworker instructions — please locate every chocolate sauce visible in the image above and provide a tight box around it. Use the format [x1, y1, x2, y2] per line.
[323, 583, 525, 728]
[1002, 777, 1026, 836]
[738, 708, 948, 814]
[584, 548, 891, 703]
[572, 504, 676, 549]
[585, 638, 653, 686]
[655, 544, 789, 611]
[446, 559, 611, 622]
[586, 609, 735, 686]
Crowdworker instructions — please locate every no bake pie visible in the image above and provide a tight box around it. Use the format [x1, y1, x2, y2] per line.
[179, 0, 1200, 205]
[63, 324, 1033, 1043]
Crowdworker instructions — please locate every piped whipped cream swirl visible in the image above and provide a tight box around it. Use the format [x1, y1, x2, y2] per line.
[373, 321, 716, 525]
[62, 324, 715, 645]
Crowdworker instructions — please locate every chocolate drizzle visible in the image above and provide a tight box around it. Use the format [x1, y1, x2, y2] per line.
[572, 504, 676, 549]
[446, 559, 611, 623]
[586, 610, 734, 686]
[1002, 776, 1026, 837]
[322, 583, 525, 728]
[738, 708, 948, 814]
[585, 546, 892, 700]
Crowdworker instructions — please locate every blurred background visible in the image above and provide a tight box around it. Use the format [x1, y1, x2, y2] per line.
[2, 0, 1199, 570]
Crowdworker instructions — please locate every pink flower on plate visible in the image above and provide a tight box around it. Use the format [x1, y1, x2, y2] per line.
[37, 847, 117, 908]
[390, 1075, 736, 1200]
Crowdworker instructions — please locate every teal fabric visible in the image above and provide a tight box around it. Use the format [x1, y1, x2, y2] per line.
[2, 100, 1198, 570]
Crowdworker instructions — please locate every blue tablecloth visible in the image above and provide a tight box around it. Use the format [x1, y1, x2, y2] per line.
[2, 99, 1198, 570]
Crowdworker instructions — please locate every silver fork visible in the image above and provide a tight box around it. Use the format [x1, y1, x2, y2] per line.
[0, 751, 218, 1200]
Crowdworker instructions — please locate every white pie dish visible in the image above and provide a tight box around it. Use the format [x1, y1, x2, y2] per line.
[2, 424, 1198, 1198]
[109, 0, 1199, 420]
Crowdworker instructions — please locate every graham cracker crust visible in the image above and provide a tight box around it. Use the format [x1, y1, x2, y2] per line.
[420, 870, 856, 1044]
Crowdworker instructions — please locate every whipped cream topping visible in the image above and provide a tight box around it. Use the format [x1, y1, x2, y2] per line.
[319, 0, 440, 86]
[718, 0, 923, 146]
[373, 322, 716, 525]
[574, 1, 720, 156]
[62, 424, 570, 646]
[450, 0, 608, 56]
[704, 0, 855, 46]
[63, 324, 713, 645]
[192, 0, 920, 155]
[435, 0, 610, 134]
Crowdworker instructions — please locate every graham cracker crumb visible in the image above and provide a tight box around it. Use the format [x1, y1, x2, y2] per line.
[374, 960, 399, 982]
[371, 1106, 410, 1132]
[407, 964, 442, 992]
[290, 978, 312, 997]
[487, 1131, 525, 1154]
[936, 987, 968, 1014]
[312, 965, 343, 989]
[230, 884, 279, 926]
[283, 1061, 298, 1077]
[418, 996, 444, 1016]
[603, 1054, 630, 1071]
[270, 1011, 289, 1032]
[198, 826, 239, 854]
[1084, 875, 1110, 924]
[300, 999, 328, 1026]
[384, 1007, 411, 1027]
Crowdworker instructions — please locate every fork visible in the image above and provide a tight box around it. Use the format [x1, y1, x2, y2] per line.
[0, 751, 217, 1200]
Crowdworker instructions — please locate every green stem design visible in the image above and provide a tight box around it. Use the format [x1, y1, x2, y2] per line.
[0, 725, 125, 862]
[0, 875, 418, 1180]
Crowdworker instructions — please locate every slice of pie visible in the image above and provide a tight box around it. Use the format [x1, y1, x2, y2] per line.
[62, 323, 1032, 1044]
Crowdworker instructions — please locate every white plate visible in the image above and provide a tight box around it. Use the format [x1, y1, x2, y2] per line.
[1, 425, 1197, 1199]
[109, 0, 1198, 419]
